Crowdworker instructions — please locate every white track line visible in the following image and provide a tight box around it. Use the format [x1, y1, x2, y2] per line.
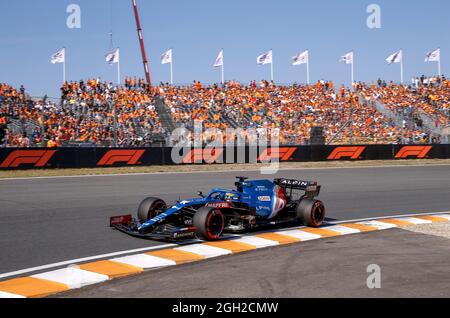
[31, 268, 109, 289]
[356, 220, 398, 230]
[0, 291, 25, 298]
[319, 225, 361, 235]
[0, 211, 449, 280]
[1, 163, 449, 181]
[395, 217, 432, 224]
[112, 254, 176, 269]
[436, 214, 450, 220]
[276, 229, 322, 241]
[175, 244, 232, 258]
[232, 236, 279, 248]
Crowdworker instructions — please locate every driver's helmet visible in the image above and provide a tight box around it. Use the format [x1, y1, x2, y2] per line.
[224, 193, 238, 201]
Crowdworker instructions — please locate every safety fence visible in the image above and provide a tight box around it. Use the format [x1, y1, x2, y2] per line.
[0, 144, 449, 170]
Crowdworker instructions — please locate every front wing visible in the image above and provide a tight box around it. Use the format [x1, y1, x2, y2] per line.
[110, 214, 197, 241]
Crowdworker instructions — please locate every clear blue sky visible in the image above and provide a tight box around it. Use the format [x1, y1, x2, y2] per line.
[0, 0, 448, 98]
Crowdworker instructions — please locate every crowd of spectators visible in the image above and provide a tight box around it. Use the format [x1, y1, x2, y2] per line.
[158, 80, 408, 145]
[357, 75, 449, 143]
[1, 76, 448, 148]
[1, 79, 166, 147]
[59, 78, 166, 146]
[1, 83, 37, 146]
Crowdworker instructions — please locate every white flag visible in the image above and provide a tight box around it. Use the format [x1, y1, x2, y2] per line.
[425, 48, 440, 62]
[161, 49, 172, 64]
[214, 50, 223, 67]
[386, 50, 402, 64]
[257, 50, 272, 65]
[51, 48, 65, 64]
[292, 50, 308, 65]
[105, 48, 120, 64]
[339, 52, 353, 64]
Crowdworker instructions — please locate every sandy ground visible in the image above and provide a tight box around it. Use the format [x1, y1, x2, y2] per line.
[402, 222, 450, 240]
[1, 159, 450, 179]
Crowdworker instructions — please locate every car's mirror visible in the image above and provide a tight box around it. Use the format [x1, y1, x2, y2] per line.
[197, 191, 205, 198]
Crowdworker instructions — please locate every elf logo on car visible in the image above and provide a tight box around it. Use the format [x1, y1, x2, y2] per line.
[395, 146, 432, 159]
[327, 146, 366, 160]
[0, 150, 56, 168]
[182, 148, 224, 164]
[97, 150, 145, 166]
[257, 147, 297, 162]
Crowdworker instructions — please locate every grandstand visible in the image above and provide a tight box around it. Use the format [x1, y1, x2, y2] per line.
[1, 78, 449, 148]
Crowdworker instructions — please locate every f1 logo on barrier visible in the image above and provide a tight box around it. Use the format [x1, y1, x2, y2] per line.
[395, 146, 432, 159]
[257, 147, 297, 162]
[0, 150, 56, 168]
[327, 146, 366, 160]
[97, 150, 145, 166]
[182, 148, 224, 164]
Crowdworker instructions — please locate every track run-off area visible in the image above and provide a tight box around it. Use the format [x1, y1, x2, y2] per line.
[0, 164, 449, 280]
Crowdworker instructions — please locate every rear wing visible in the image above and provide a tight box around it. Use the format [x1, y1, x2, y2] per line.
[273, 178, 321, 198]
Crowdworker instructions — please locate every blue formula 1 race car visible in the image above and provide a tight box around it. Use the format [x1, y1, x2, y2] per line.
[110, 177, 326, 241]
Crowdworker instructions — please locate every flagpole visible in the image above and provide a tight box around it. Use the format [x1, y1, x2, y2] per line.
[117, 57, 121, 85]
[221, 50, 225, 84]
[63, 47, 66, 83]
[438, 48, 441, 77]
[222, 54, 225, 84]
[270, 50, 274, 82]
[400, 49, 404, 84]
[271, 62, 274, 82]
[221, 64, 224, 84]
[351, 51, 354, 90]
[170, 61, 173, 85]
[171, 49, 174, 85]
[438, 59, 441, 77]
[306, 51, 310, 85]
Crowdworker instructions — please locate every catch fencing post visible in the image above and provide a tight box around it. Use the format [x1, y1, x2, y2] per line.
[41, 95, 47, 147]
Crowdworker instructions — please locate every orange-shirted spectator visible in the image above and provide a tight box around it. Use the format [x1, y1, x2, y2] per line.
[47, 137, 58, 148]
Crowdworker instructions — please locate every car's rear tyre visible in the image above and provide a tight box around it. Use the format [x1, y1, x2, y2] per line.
[137, 197, 166, 223]
[193, 207, 225, 241]
[297, 198, 325, 227]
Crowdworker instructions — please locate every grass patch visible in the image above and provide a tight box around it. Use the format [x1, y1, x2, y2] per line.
[0, 159, 449, 179]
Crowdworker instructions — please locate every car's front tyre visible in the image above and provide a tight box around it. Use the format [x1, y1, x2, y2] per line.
[193, 207, 225, 241]
[137, 197, 166, 223]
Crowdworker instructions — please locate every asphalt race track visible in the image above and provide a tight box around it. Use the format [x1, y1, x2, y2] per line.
[60, 229, 450, 298]
[0, 165, 449, 275]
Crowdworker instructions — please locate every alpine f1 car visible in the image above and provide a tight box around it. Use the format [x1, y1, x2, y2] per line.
[110, 177, 326, 241]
